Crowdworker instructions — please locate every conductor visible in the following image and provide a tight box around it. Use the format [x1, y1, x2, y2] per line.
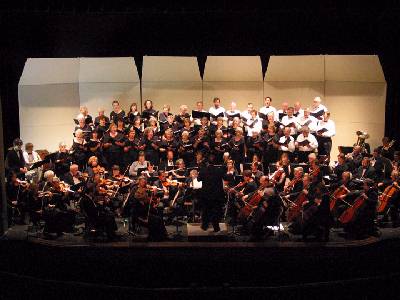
[198, 153, 225, 232]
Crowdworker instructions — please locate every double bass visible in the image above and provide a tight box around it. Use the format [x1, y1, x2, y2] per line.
[377, 183, 399, 213]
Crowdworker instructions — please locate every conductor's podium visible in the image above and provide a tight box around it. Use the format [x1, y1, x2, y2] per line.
[186, 223, 229, 242]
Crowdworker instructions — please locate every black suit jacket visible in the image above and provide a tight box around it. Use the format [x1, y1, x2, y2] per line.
[198, 164, 225, 204]
[5, 149, 25, 174]
[356, 166, 376, 180]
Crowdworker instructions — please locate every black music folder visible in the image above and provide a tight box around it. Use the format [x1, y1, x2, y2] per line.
[192, 110, 211, 120]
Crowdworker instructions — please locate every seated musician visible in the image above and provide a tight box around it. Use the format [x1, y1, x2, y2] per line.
[394, 151, 400, 172]
[171, 159, 187, 179]
[230, 170, 258, 226]
[80, 174, 118, 240]
[128, 176, 168, 241]
[342, 179, 379, 239]
[250, 161, 263, 185]
[41, 177, 76, 238]
[128, 151, 149, 177]
[371, 147, 392, 181]
[184, 169, 203, 221]
[277, 127, 296, 160]
[142, 164, 158, 179]
[85, 156, 101, 178]
[345, 145, 363, 172]
[297, 108, 318, 133]
[355, 157, 376, 180]
[248, 176, 282, 241]
[61, 164, 82, 187]
[308, 153, 322, 183]
[272, 153, 292, 192]
[377, 170, 400, 228]
[283, 166, 304, 197]
[6, 171, 29, 225]
[300, 183, 332, 242]
[333, 153, 350, 180]
[295, 126, 318, 163]
[281, 107, 300, 136]
[378, 137, 395, 161]
[159, 150, 176, 171]
[315, 112, 336, 161]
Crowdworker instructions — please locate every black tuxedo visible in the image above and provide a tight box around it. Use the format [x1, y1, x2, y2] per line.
[5, 149, 26, 175]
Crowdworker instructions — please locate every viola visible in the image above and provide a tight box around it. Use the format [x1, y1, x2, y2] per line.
[339, 194, 367, 224]
[377, 183, 399, 213]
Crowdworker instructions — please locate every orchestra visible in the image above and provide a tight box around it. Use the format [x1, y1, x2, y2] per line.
[4, 96, 399, 243]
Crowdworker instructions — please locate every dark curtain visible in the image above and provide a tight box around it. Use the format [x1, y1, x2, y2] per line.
[379, 53, 400, 146]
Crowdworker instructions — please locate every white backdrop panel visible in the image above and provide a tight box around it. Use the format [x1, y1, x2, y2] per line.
[202, 82, 264, 111]
[18, 83, 80, 151]
[79, 83, 140, 117]
[263, 81, 325, 108]
[325, 81, 386, 157]
[142, 82, 202, 114]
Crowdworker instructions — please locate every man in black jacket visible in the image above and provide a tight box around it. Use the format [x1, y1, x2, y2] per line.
[198, 154, 225, 232]
[5, 138, 27, 178]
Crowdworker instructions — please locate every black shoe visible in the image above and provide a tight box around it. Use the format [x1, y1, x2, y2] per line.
[200, 225, 208, 231]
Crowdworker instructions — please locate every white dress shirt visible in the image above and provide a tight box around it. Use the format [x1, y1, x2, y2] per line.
[281, 115, 300, 135]
[259, 106, 277, 120]
[297, 115, 318, 132]
[278, 135, 295, 153]
[316, 119, 336, 138]
[310, 104, 328, 119]
[245, 117, 263, 136]
[209, 106, 226, 117]
[296, 133, 318, 152]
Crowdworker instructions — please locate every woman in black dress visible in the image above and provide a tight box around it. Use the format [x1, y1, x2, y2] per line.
[140, 127, 160, 166]
[229, 127, 246, 173]
[102, 123, 124, 170]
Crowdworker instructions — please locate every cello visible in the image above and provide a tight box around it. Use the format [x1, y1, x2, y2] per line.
[377, 182, 399, 213]
[287, 188, 309, 222]
[329, 185, 350, 211]
[237, 186, 265, 220]
[338, 193, 367, 224]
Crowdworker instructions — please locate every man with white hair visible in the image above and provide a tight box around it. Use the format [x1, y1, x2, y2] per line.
[297, 108, 318, 132]
[310, 96, 328, 120]
[225, 101, 241, 126]
[295, 126, 319, 163]
[277, 127, 296, 159]
[294, 101, 304, 117]
[276, 102, 289, 121]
